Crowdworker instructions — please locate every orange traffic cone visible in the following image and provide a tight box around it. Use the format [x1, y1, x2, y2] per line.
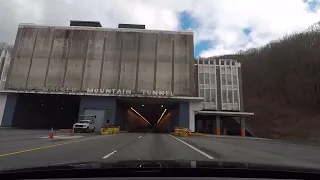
[50, 127, 54, 138]
[71, 129, 75, 136]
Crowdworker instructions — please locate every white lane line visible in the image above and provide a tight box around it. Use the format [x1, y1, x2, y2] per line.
[102, 150, 117, 159]
[169, 134, 214, 160]
[102, 134, 143, 159]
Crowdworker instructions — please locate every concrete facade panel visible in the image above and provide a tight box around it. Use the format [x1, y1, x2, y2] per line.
[9, 25, 194, 96]
[1, 94, 17, 127]
[0, 93, 7, 126]
[9, 27, 38, 88]
[178, 101, 189, 128]
[137, 33, 156, 91]
[64, 30, 88, 89]
[27, 27, 54, 88]
[156, 33, 173, 91]
[82, 31, 105, 90]
[189, 102, 201, 132]
[1, 51, 12, 89]
[187, 35, 195, 96]
[46, 29, 71, 87]
[0, 52, 5, 80]
[65, 59, 85, 89]
[119, 32, 138, 90]
[5, 28, 21, 89]
[100, 31, 121, 89]
[174, 34, 189, 95]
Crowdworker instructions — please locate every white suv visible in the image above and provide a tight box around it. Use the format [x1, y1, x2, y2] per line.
[73, 120, 95, 132]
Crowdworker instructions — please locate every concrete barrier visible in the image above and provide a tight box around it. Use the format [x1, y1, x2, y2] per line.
[174, 127, 189, 137]
[100, 127, 120, 135]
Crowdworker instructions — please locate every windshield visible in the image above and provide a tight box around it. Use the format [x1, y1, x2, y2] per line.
[78, 120, 90, 124]
[1, 0, 320, 173]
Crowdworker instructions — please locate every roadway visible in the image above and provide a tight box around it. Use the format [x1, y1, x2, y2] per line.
[1, 129, 320, 171]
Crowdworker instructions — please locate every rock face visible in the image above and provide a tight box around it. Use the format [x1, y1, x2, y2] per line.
[217, 26, 320, 140]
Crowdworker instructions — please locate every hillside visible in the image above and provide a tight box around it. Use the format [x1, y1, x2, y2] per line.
[219, 28, 320, 141]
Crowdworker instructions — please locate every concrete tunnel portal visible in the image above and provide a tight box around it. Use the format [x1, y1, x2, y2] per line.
[3, 22, 196, 132]
[10, 93, 177, 133]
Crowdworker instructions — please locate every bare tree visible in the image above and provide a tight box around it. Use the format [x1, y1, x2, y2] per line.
[0, 42, 13, 51]
[215, 28, 320, 139]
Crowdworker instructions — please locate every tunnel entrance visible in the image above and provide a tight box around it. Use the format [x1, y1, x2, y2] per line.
[117, 98, 178, 133]
[12, 93, 80, 129]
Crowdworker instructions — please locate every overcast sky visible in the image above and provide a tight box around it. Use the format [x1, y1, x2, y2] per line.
[0, 0, 319, 57]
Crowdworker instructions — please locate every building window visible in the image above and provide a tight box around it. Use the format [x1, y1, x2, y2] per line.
[204, 66, 209, 73]
[199, 65, 203, 73]
[234, 90, 239, 103]
[227, 74, 232, 85]
[222, 90, 227, 103]
[233, 75, 238, 86]
[220, 67, 225, 74]
[199, 88, 204, 97]
[211, 89, 216, 102]
[227, 66, 231, 74]
[205, 73, 210, 84]
[199, 73, 204, 84]
[228, 90, 233, 103]
[205, 89, 210, 101]
[232, 67, 237, 75]
[211, 73, 215, 85]
[221, 74, 226, 85]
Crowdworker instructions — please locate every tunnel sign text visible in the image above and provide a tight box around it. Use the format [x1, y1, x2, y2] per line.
[87, 88, 173, 96]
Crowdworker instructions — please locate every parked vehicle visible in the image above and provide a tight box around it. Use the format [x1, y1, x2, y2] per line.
[73, 115, 96, 133]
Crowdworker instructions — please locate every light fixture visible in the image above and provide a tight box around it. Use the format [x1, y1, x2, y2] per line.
[157, 109, 167, 124]
[130, 107, 151, 125]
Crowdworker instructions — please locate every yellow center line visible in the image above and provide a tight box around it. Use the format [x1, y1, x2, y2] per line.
[0, 135, 113, 158]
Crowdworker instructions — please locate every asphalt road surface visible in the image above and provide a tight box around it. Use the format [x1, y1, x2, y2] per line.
[2, 130, 320, 171]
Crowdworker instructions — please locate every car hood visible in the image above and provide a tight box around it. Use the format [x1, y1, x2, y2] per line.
[74, 123, 89, 126]
[2, 160, 320, 173]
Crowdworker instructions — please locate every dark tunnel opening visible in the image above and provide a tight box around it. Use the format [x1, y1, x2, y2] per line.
[12, 93, 80, 129]
[125, 103, 175, 133]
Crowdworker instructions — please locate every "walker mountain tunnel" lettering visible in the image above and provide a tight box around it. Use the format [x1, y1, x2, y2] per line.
[86, 88, 174, 96]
